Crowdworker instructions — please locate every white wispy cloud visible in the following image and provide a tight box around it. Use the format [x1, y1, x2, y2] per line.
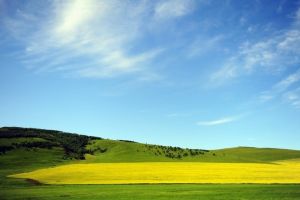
[196, 115, 240, 126]
[211, 7, 300, 85]
[282, 87, 300, 109]
[77, 48, 164, 78]
[259, 68, 300, 108]
[258, 92, 274, 103]
[274, 68, 300, 92]
[166, 113, 191, 118]
[210, 58, 239, 83]
[3, 0, 197, 79]
[187, 35, 224, 57]
[154, 0, 195, 20]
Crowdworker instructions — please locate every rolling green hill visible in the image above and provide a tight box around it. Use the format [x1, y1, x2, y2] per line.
[84, 140, 300, 163]
[2, 127, 300, 166]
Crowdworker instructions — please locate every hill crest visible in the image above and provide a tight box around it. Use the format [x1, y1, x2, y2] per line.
[1, 127, 300, 163]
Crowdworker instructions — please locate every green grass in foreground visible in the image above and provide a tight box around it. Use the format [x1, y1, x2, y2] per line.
[1, 184, 300, 200]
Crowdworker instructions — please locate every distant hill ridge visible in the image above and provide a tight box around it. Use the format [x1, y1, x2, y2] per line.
[1, 127, 300, 163]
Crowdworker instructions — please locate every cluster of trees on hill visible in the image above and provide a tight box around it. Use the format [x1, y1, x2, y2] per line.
[0, 127, 101, 159]
[145, 144, 209, 159]
[86, 146, 107, 155]
[0, 146, 14, 154]
[13, 141, 59, 149]
[0, 141, 58, 154]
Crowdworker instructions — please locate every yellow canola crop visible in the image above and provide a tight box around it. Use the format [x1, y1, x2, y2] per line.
[9, 161, 300, 184]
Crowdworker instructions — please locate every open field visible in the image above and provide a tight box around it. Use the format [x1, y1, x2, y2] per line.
[10, 160, 300, 184]
[2, 127, 300, 199]
[1, 184, 300, 200]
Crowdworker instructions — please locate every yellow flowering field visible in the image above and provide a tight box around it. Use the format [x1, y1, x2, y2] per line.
[10, 160, 300, 184]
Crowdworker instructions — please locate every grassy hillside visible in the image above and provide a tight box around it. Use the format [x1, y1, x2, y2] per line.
[0, 127, 94, 186]
[213, 147, 300, 162]
[0, 127, 100, 159]
[84, 139, 210, 162]
[84, 139, 300, 163]
[2, 127, 300, 165]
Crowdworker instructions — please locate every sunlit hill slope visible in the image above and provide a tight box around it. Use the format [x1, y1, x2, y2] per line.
[1, 127, 300, 165]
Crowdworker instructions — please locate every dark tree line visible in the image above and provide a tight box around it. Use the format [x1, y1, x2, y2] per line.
[0, 141, 58, 154]
[86, 147, 107, 155]
[144, 144, 209, 159]
[13, 141, 59, 149]
[0, 146, 14, 154]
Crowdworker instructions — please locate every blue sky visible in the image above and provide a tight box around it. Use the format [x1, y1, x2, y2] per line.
[1, 0, 300, 149]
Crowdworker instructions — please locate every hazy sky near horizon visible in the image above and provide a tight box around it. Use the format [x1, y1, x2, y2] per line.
[1, 0, 300, 149]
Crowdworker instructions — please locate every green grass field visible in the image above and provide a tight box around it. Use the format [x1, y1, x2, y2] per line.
[1, 127, 300, 199]
[2, 184, 300, 200]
